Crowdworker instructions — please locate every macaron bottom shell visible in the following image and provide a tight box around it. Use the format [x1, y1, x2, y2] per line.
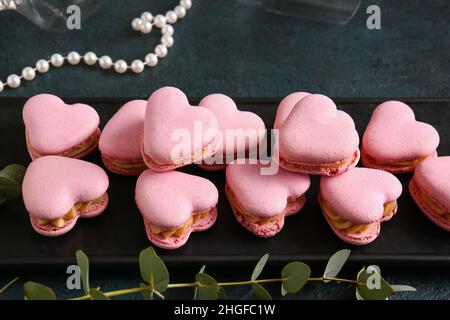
[278, 149, 360, 176]
[101, 155, 147, 176]
[225, 184, 306, 238]
[143, 207, 218, 250]
[29, 193, 109, 237]
[409, 179, 450, 232]
[318, 194, 397, 245]
[26, 128, 101, 160]
[141, 136, 219, 172]
[361, 149, 437, 174]
[324, 215, 381, 246]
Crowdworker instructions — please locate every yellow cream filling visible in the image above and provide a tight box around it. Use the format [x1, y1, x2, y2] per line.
[36, 195, 104, 228]
[26, 130, 98, 159]
[365, 151, 430, 167]
[114, 161, 147, 169]
[227, 190, 300, 225]
[281, 154, 353, 170]
[145, 139, 217, 167]
[321, 199, 397, 234]
[148, 210, 211, 239]
[64, 133, 99, 158]
[414, 181, 450, 220]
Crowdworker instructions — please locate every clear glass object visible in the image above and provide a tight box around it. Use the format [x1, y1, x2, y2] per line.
[238, 0, 362, 25]
[0, 0, 105, 31]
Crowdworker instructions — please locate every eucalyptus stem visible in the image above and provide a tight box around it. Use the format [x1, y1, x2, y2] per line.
[70, 276, 363, 300]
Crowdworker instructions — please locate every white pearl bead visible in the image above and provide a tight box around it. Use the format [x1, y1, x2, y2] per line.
[161, 35, 174, 48]
[180, 0, 192, 10]
[50, 53, 64, 67]
[7, 74, 21, 88]
[131, 18, 143, 31]
[145, 53, 158, 67]
[141, 21, 153, 34]
[84, 52, 97, 65]
[67, 51, 81, 65]
[0, 82, 3, 93]
[175, 5, 186, 18]
[131, 59, 145, 73]
[141, 11, 153, 22]
[165, 10, 178, 24]
[161, 25, 174, 36]
[114, 60, 128, 74]
[99, 55, 113, 69]
[22, 67, 36, 81]
[153, 14, 166, 28]
[155, 44, 168, 58]
[36, 59, 50, 73]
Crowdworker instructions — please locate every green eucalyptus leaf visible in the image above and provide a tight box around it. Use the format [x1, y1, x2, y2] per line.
[251, 283, 272, 300]
[281, 261, 311, 294]
[23, 281, 57, 300]
[323, 249, 351, 282]
[195, 273, 219, 300]
[356, 265, 393, 300]
[140, 283, 154, 300]
[0, 277, 19, 294]
[0, 164, 26, 184]
[89, 288, 110, 300]
[75, 250, 90, 295]
[391, 285, 417, 292]
[0, 164, 26, 200]
[355, 285, 364, 300]
[139, 247, 169, 292]
[251, 253, 269, 281]
[217, 286, 228, 300]
[0, 196, 6, 206]
[194, 265, 206, 300]
[281, 285, 288, 297]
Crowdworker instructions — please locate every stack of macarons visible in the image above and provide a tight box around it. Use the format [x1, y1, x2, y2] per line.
[19, 87, 449, 249]
[273, 92, 447, 243]
[20, 87, 269, 248]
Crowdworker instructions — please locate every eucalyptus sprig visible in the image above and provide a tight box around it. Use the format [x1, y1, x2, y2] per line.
[0, 164, 26, 206]
[19, 247, 416, 300]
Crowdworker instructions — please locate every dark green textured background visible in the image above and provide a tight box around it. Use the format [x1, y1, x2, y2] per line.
[1, 0, 449, 98]
[0, 0, 449, 300]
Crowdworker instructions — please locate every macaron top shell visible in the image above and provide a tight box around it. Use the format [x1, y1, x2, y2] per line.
[226, 162, 310, 218]
[273, 92, 310, 129]
[135, 170, 219, 229]
[143, 87, 218, 163]
[320, 167, 402, 224]
[362, 101, 440, 160]
[23, 94, 100, 155]
[22, 156, 109, 220]
[279, 94, 359, 163]
[414, 156, 450, 210]
[99, 100, 146, 160]
[199, 94, 266, 156]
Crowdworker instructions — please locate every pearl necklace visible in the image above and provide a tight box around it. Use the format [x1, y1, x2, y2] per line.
[0, 0, 193, 93]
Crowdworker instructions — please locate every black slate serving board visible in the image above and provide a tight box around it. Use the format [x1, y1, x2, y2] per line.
[0, 97, 449, 269]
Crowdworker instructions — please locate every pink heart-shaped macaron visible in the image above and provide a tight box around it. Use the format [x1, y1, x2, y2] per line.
[135, 169, 219, 249]
[362, 101, 440, 173]
[142, 87, 219, 171]
[99, 100, 147, 176]
[226, 161, 310, 237]
[23, 94, 100, 159]
[198, 94, 266, 170]
[320, 167, 402, 245]
[410, 156, 450, 231]
[277, 94, 360, 175]
[273, 92, 310, 129]
[22, 156, 109, 237]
